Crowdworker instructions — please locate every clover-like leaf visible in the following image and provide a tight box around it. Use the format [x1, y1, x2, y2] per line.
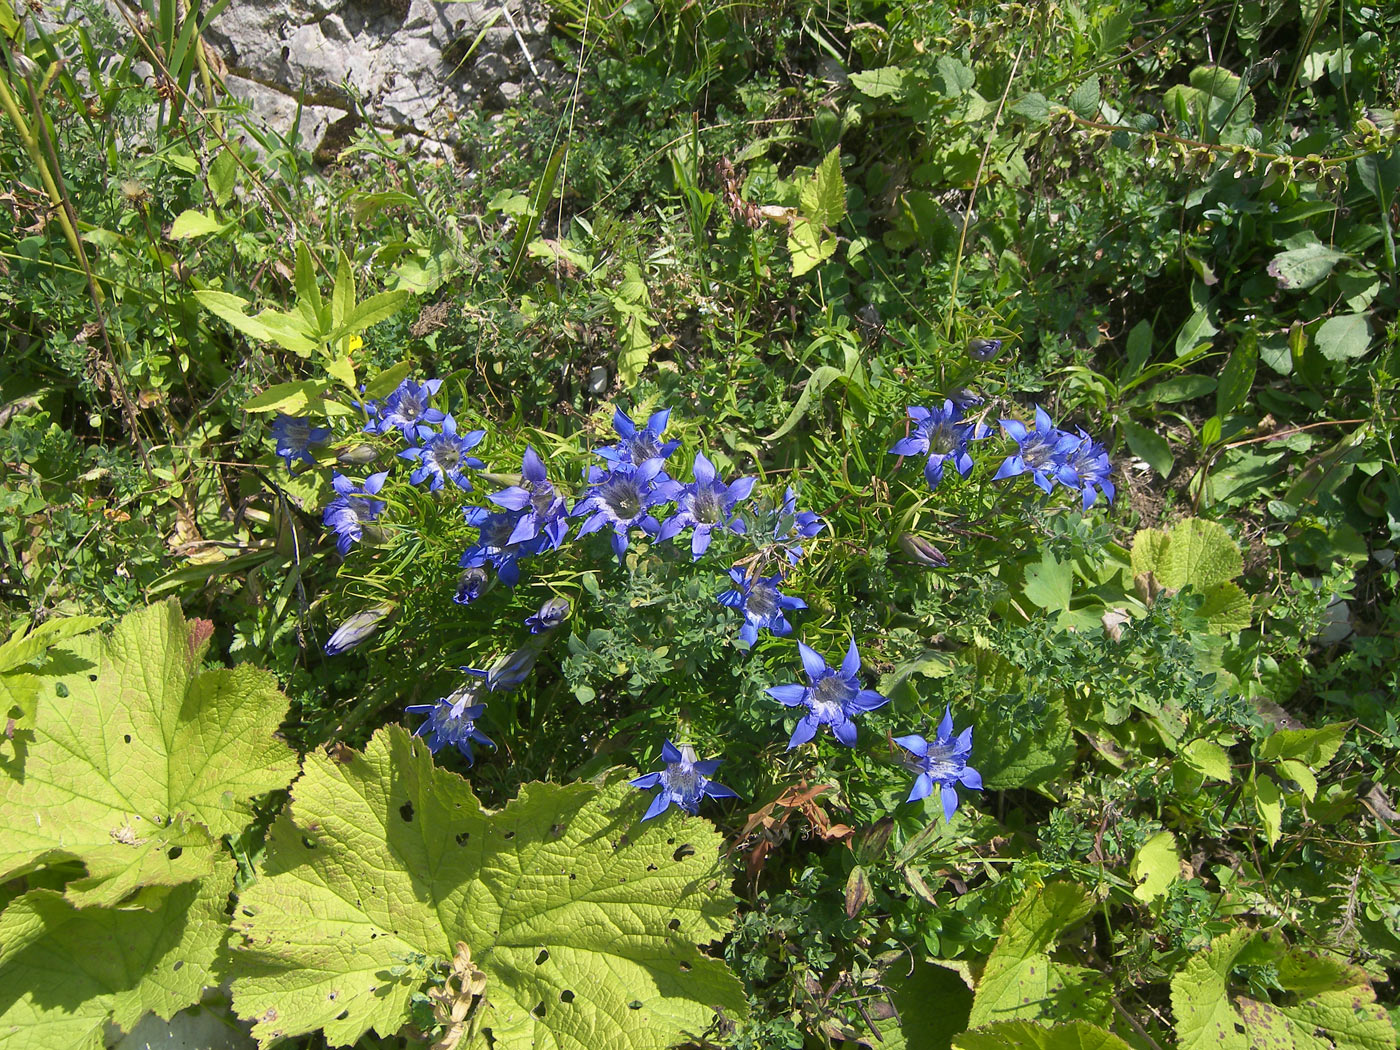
[228, 725, 746, 1049]
[0, 601, 297, 906]
[0, 863, 235, 1050]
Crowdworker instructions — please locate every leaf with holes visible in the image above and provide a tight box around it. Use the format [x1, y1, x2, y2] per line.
[227, 725, 747, 1049]
[0, 863, 235, 1050]
[0, 600, 297, 907]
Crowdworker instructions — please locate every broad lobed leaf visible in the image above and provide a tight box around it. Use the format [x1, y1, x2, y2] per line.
[0, 601, 297, 905]
[229, 725, 746, 1049]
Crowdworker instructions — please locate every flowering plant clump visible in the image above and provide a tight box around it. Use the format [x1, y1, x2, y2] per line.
[272, 379, 1113, 857]
[630, 739, 738, 820]
[895, 707, 982, 820]
[766, 639, 890, 749]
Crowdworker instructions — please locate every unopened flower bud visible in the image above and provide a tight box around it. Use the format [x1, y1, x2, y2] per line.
[454, 567, 488, 606]
[336, 444, 379, 466]
[525, 596, 571, 634]
[324, 604, 393, 656]
[485, 645, 539, 692]
[898, 533, 949, 568]
[967, 338, 1003, 362]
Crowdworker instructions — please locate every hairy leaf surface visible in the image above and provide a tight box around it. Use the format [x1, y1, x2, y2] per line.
[229, 726, 745, 1049]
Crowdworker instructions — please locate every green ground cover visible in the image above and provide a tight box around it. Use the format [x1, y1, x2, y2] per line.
[1, 0, 1399, 1047]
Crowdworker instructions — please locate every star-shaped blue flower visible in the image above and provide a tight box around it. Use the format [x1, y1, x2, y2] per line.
[717, 567, 805, 647]
[460, 505, 545, 587]
[992, 405, 1079, 494]
[656, 452, 755, 559]
[405, 670, 496, 764]
[1064, 430, 1115, 509]
[371, 378, 447, 441]
[323, 471, 388, 556]
[895, 707, 982, 820]
[888, 401, 989, 488]
[399, 415, 486, 491]
[766, 639, 889, 749]
[487, 446, 570, 550]
[572, 458, 677, 563]
[270, 413, 330, 468]
[630, 740, 738, 821]
[595, 406, 680, 467]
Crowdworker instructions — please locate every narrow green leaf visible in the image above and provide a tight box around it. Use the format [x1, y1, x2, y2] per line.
[1174, 305, 1218, 356]
[1255, 774, 1282, 845]
[362, 361, 416, 400]
[767, 365, 845, 440]
[1217, 337, 1257, 415]
[241, 380, 325, 415]
[332, 290, 411, 344]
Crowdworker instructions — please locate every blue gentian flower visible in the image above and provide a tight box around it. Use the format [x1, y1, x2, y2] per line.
[572, 458, 677, 563]
[399, 415, 486, 491]
[992, 406, 1079, 494]
[656, 452, 755, 559]
[270, 414, 330, 468]
[323, 605, 392, 655]
[488, 446, 570, 550]
[888, 401, 989, 488]
[718, 567, 805, 646]
[461, 506, 544, 587]
[766, 639, 889, 749]
[406, 669, 495, 764]
[525, 596, 571, 634]
[1064, 431, 1115, 509]
[323, 471, 388, 556]
[630, 740, 739, 821]
[895, 707, 982, 820]
[769, 486, 826, 565]
[596, 406, 680, 467]
[372, 378, 446, 440]
[454, 566, 489, 605]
